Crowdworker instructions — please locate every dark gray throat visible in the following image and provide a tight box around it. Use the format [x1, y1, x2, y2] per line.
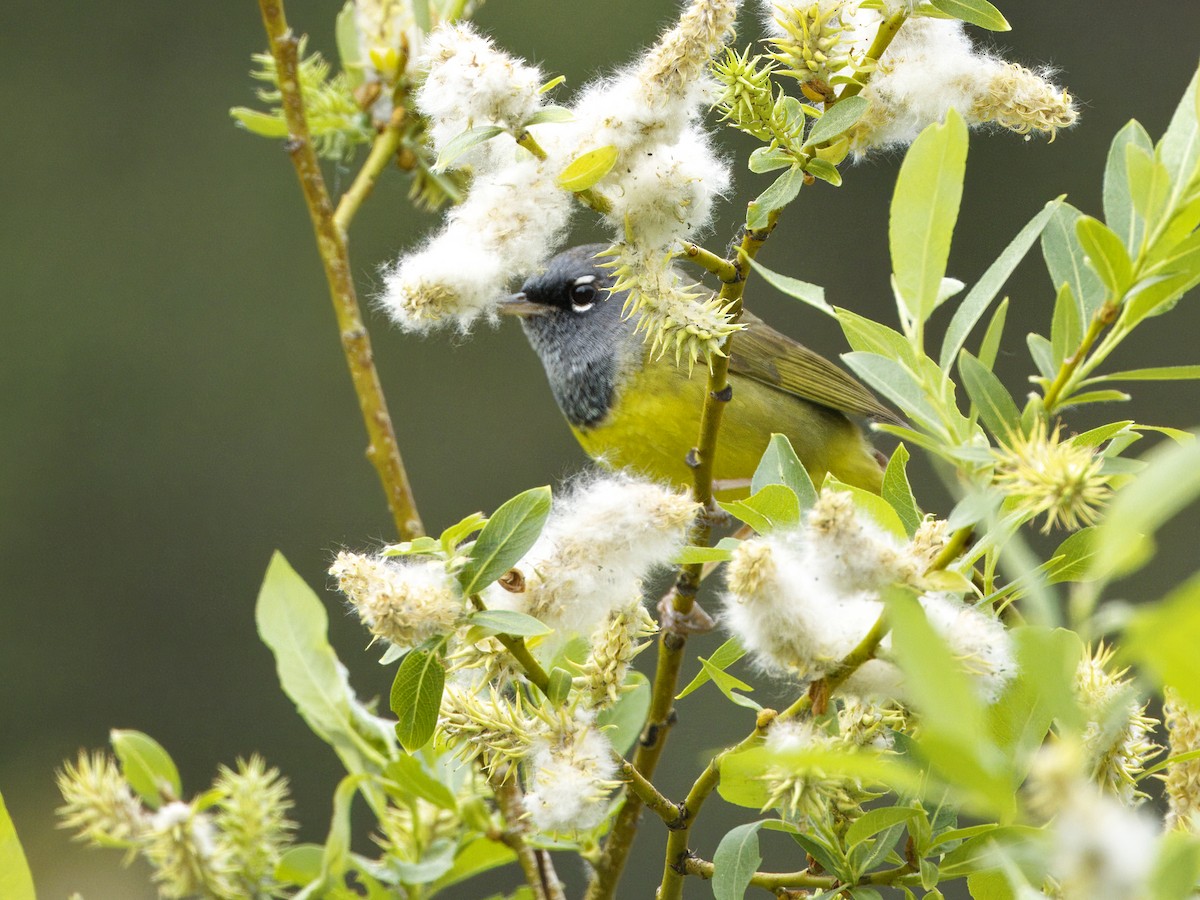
[520, 316, 623, 429]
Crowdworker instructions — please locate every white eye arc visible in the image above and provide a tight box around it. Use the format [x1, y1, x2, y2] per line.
[570, 275, 598, 312]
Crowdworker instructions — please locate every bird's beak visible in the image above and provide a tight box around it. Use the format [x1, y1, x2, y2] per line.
[496, 292, 548, 318]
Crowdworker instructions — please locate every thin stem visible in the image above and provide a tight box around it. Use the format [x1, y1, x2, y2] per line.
[333, 105, 406, 235]
[680, 240, 739, 282]
[1042, 299, 1119, 412]
[658, 613, 891, 900]
[925, 526, 973, 575]
[615, 759, 684, 828]
[836, 9, 909, 102]
[255, 0, 424, 540]
[469, 595, 551, 696]
[491, 774, 566, 900]
[586, 221, 777, 900]
[682, 857, 835, 891]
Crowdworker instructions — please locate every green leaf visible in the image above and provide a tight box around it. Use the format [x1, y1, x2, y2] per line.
[1102, 365, 1200, 381]
[841, 352, 943, 433]
[256, 553, 378, 773]
[433, 125, 505, 172]
[699, 657, 760, 710]
[321, 774, 366, 887]
[390, 650, 445, 753]
[1050, 283, 1081, 367]
[523, 105, 574, 126]
[230, 107, 288, 138]
[890, 108, 969, 330]
[846, 806, 920, 848]
[748, 166, 805, 229]
[958, 350, 1019, 439]
[805, 96, 870, 147]
[929, 0, 1009, 29]
[1159, 66, 1200, 191]
[383, 755, 457, 811]
[719, 484, 801, 534]
[805, 157, 842, 187]
[1126, 571, 1200, 709]
[1104, 120, 1154, 253]
[411, 0, 431, 32]
[276, 844, 324, 886]
[838, 308, 916, 363]
[675, 543, 736, 565]
[748, 146, 795, 174]
[597, 671, 651, 755]
[712, 822, 765, 900]
[677, 638, 747, 700]
[468, 609, 551, 637]
[1026, 333, 1056, 380]
[752, 434, 819, 507]
[1047, 527, 1100, 583]
[1089, 433, 1200, 581]
[430, 837, 518, 893]
[883, 444, 922, 536]
[940, 199, 1060, 370]
[556, 145, 618, 191]
[335, 2, 363, 85]
[458, 486, 552, 595]
[1124, 142, 1170, 229]
[438, 511, 487, 555]
[111, 730, 181, 808]
[1148, 830, 1200, 900]
[748, 259, 834, 316]
[1042, 202, 1106, 322]
[1075, 215, 1133, 296]
[0, 791, 35, 900]
[548, 666, 574, 705]
[1125, 230, 1200, 323]
[967, 870, 1015, 900]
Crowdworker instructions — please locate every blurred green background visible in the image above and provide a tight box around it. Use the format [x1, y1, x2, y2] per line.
[3, 1, 1198, 896]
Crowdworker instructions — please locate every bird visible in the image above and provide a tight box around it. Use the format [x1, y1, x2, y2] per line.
[500, 244, 901, 497]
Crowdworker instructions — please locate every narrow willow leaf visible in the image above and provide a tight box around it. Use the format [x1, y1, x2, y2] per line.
[805, 157, 842, 186]
[0, 791, 35, 900]
[1042, 202, 1106, 322]
[890, 109, 969, 329]
[411, 0, 432, 32]
[111, 730, 181, 808]
[930, 0, 1010, 29]
[752, 433, 818, 507]
[1076, 215, 1133, 296]
[429, 837, 517, 894]
[967, 870, 1016, 900]
[699, 657, 760, 710]
[320, 774, 366, 888]
[1125, 143, 1170, 229]
[523, 105, 574, 126]
[1047, 527, 1099, 583]
[556, 145, 618, 191]
[1061, 389, 1130, 405]
[805, 95, 869, 146]
[719, 484, 801, 534]
[846, 806, 920, 848]
[1049, 283, 1080, 367]
[1159, 66, 1200, 190]
[538, 75, 566, 93]
[1127, 572, 1200, 709]
[467, 609, 551, 637]
[335, 2, 362, 82]
[748, 166, 804, 229]
[1149, 830, 1200, 900]
[597, 672, 650, 755]
[230, 107, 289, 138]
[712, 822, 765, 900]
[748, 146, 794, 174]
[433, 125, 504, 172]
[675, 545, 735, 564]
[391, 650, 445, 752]
[458, 486, 552, 595]
[882, 444, 921, 536]
[837, 308, 916, 362]
[1104, 120, 1154, 253]
[1102, 365, 1200, 381]
[275, 844, 324, 886]
[1026, 333, 1056, 381]
[940, 199, 1060, 369]
[977, 296, 1009, 370]
[384, 756, 457, 811]
[677, 637, 747, 699]
[842, 352, 943, 432]
[750, 258, 834, 316]
[1090, 434, 1200, 581]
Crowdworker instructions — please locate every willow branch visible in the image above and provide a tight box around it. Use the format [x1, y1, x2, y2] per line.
[469, 595, 552, 696]
[334, 104, 406, 235]
[680, 240, 739, 282]
[256, 0, 424, 540]
[491, 774, 566, 900]
[1042, 298, 1120, 412]
[682, 857, 835, 891]
[615, 758, 685, 829]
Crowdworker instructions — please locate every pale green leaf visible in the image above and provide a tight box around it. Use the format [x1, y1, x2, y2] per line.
[430, 837, 518, 893]
[111, 730, 181, 808]
[1104, 120, 1154, 253]
[390, 650, 445, 753]
[699, 657, 761, 710]
[1050, 282, 1080, 367]
[1148, 830, 1200, 900]
[0, 791, 35, 900]
[1125, 143, 1170, 227]
[748, 166, 804, 229]
[1126, 572, 1200, 709]
[1075, 215, 1133, 296]
[383, 755, 457, 811]
[230, 107, 288, 138]
[846, 806, 920, 848]
[677, 638, 747, 700]
[712, 822, 765, 900]
[556, 145, 618, 192]
[1042, 202, 1106, 322]
[1047, 528, 1100, 584]
[433, 125, 504, 172]
[882, 444, 921, 536]
[749, 259, 834, 316]
[1158, 66, 1200, 192]
[890, 109, 969, 329]
[959, 350, 1019, 439]
[335, 2, 362, 85]
[968, 870, 1016, 900]
[675, 544, 736, 564]
[458, 486, 552, 595]
[805, 95, 870, 147]
[1102, 365, 1200, 381]
[1026, 333, 1055, 380]
[523, 105, 574, 126]
[842, 352, 943, 432]
[719, 484, 801, 534]
[752, 433, 818, 507]
[805, 157, 843, 186]
[468, 609, 551, 637]
[929, 0, 1009, 30]
[748, 146, 795, 174]
[275, 844, 324, 886]
[941, 199, 1060, 370]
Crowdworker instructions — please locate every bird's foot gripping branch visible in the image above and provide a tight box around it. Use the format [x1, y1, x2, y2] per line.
[39, 0, 1200, 899]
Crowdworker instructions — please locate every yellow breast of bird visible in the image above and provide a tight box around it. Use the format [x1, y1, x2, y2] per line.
[570, 355, 883, 496]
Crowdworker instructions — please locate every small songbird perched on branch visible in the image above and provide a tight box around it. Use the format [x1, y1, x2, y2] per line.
[500, 245, 900, 495]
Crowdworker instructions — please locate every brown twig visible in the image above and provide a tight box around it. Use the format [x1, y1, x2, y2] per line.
[256, 0, 424, 540]
[491, 773, 566, 900]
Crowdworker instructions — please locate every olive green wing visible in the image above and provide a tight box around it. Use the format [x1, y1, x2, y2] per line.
[730, 311, 906, 426]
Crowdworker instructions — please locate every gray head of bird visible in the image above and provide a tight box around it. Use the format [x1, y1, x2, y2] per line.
[498, 244, 636, 428]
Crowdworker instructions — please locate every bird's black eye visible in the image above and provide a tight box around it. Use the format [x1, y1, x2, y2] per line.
[570, 279, 598, 312]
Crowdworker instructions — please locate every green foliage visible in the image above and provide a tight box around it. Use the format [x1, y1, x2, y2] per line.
[110, 729, 181, 808]
[0, 790, 35, 900]
[456, 486, 552, 595]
